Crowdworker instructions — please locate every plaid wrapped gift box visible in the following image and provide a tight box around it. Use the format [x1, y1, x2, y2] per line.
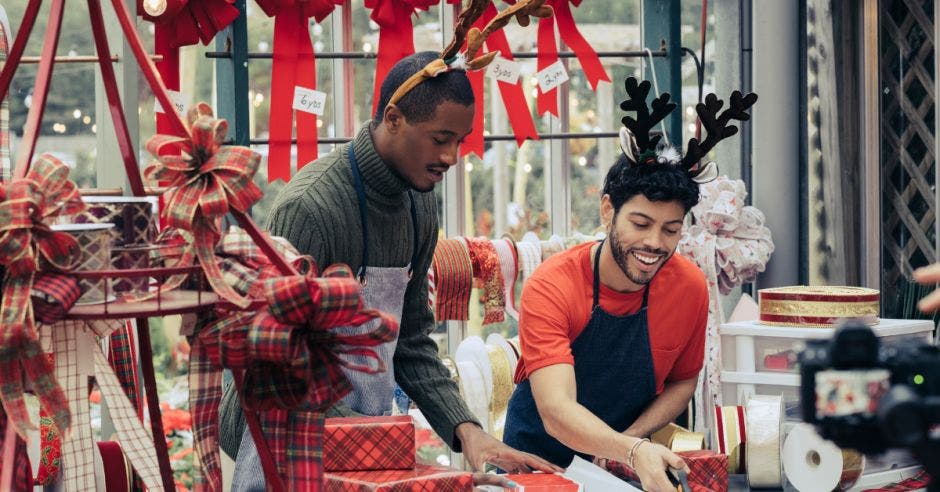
[504, 473, 581, 491]
[324, 416, 416, 472]
[324, 464, 473, 491]
[607, 450, 729, 492]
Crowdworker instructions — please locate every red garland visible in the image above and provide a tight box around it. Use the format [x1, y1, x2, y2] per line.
[534, 0, 610, 116]
[255, 0, 343, 183]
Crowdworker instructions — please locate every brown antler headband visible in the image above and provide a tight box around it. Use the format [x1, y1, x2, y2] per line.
[386, 0, 553, 109]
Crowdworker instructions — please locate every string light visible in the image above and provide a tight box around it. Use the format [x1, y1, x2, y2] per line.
[523, 163, 532, 173]
[466, 162, 474, 172]
[73, 109, 81, 119]
[578, 156, 587, 167]
[143, 0, 166, 16]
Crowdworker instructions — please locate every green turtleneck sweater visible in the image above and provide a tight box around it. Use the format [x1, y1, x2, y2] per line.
[219, 124, 478, 456]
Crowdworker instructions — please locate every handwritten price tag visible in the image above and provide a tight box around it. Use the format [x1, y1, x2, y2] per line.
[487, 56, 521, 84]
[292, 86, 327, 116]
[536, 60, 569, 92]
[154, 90, 189, 116]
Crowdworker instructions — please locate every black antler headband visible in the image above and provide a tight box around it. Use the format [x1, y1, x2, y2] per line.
[618, 76, 758, 183]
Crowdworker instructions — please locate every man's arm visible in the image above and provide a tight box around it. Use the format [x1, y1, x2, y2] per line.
[530, 364, 686, 491]
[623, 377, 698, 437]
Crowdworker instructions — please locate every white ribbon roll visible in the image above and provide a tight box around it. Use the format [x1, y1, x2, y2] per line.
[515, 240, 542, 282]
[783, 424, 865, 492]
[745, 395, 784, 488]
[455, 360, 489, 434]
[492, 238, 520, 321]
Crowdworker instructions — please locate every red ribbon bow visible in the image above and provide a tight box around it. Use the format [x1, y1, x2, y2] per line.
[144, 103, 262, 308]
[535, 0, 610, 117]
[190, 263, 398, 490]
[461, 1, 539, 158]
[0, 154, 85, 440]
[366, 0, 452, 117]
[257, 0, 343, 183]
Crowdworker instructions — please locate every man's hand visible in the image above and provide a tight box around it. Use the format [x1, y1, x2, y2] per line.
[914, 263, 940, 312]
[632, 441, 687, 492]
[455, 422, 562, 487]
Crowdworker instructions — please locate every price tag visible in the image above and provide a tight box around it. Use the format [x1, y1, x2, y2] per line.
[487, 56, 521, 84]
[536, 60, 569, 92]
[154, 90, 189, 116]
[292, 86, 327, 116]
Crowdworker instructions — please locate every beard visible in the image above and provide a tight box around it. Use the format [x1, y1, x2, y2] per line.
[608, 226, 671, 286]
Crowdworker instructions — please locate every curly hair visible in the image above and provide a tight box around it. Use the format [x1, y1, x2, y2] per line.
[602, 154, 701, 213]
[372, 51, 474, 124]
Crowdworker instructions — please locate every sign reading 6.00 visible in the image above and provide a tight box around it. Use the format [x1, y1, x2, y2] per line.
[293, 86, 327, 116]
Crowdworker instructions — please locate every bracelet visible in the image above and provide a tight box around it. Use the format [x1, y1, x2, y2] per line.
[627, 438, 650, 470]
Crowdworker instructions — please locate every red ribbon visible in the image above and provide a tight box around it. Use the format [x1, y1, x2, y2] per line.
[461, 1, 539, 158]
[365, 0, 443, 118]
[257, 0, 342, 183]
[535, 0, 610, 117]
[144, 103, 262, 308]
[0, 154, 85, 440]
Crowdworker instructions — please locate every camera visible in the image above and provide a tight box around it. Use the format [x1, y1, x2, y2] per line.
[799, 320, 940, 483]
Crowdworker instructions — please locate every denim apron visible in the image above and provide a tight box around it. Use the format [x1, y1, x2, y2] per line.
[232, 144, 419, 490]
[503, 240, 657, 467]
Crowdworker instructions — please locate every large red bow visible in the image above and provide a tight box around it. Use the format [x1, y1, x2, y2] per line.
[144, 103, 262, 308]
[366, 0, 453, 117]
[461, 1, 539, 158]
[0, 154, 85, 440]
[257, 0, 343, 183]
[535, 0, 610, 116]
[190, 263, 398, 490]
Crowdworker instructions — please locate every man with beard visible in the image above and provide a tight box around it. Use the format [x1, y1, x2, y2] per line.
[503, 156, 708, 492]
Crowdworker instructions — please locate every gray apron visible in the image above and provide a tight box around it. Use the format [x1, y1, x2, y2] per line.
[231, 144, 418, 490]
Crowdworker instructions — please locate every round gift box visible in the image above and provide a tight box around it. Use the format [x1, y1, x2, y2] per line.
[758, 286, 880, 327]
[63, 196, 157, 246]
[52, 223, 114, 304]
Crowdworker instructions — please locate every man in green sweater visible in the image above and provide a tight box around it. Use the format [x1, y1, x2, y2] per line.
[220, 51, 559, 489]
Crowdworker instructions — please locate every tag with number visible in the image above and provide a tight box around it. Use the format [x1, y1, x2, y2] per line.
[154, 90, 189, 116]
[536, 60, 569, 92]
[292, 86, 327, 116]
[487, 56, 521, 84]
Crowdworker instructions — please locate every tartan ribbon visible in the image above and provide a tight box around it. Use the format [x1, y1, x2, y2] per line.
[144, 103, 262, 308]
[0, 17, 9, 183]
[0, 153, 85, 440]
[190, 263, 399, 490]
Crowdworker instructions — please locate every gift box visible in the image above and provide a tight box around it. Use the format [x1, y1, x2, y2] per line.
[324, 464, 473, 491]
[504, 473, 581, 491]
[606, 450, 728, 492]
[324, 416, 416, 472]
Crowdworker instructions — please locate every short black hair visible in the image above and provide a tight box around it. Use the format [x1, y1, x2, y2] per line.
[373, 51, 474, 123]
[602, 154, 700, 213]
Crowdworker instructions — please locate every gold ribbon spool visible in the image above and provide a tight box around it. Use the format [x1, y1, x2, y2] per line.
[651, 423, 705, 452]
[715, 405, 746, 474]
[486, 344, 513, 440]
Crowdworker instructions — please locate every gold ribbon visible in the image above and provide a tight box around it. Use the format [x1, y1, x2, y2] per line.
[650, 423, 705, 453]
[486, 344, 512, 440]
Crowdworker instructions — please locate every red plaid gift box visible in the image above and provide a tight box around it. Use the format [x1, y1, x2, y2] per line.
[324, 464, 473, 491]
[607, 450, 728, 492]
[324, 416, 416, 472]
[504, 473, 581, 491]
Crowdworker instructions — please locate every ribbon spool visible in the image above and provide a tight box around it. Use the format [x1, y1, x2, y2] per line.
[486, 333, 518, 377]
[455, 359, 489, 433]
[506, 336, 522, 361]
[714, 405, 747, 474]
[783, 423, 865, 492]
[440, 356, 460, 386]
[485, 342, 513, 440]
[492, 238, 520, 321]
[515, 239, 542, 282]
[651, 423, 705, 452]
[745, 395, 784, 488]
[758, 286, 880, 327]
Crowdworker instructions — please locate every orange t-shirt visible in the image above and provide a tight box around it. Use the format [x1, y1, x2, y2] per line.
[515, 242, 708, 395]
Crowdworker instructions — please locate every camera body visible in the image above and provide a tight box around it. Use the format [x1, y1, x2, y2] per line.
[799, 320, 940, 479]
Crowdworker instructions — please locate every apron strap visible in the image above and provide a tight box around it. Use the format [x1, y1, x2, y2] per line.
[349, 144, 420, 283]
[592, 239, 650, 309]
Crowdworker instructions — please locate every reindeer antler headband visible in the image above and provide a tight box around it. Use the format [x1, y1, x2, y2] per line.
[386, 0, 553, 109]
[618, 76, 758, 183]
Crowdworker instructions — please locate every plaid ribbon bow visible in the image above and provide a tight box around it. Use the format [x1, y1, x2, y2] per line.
[190, 263, 399, 491]
[0, 153, 85, 439]
[144, 102, 262, 308]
